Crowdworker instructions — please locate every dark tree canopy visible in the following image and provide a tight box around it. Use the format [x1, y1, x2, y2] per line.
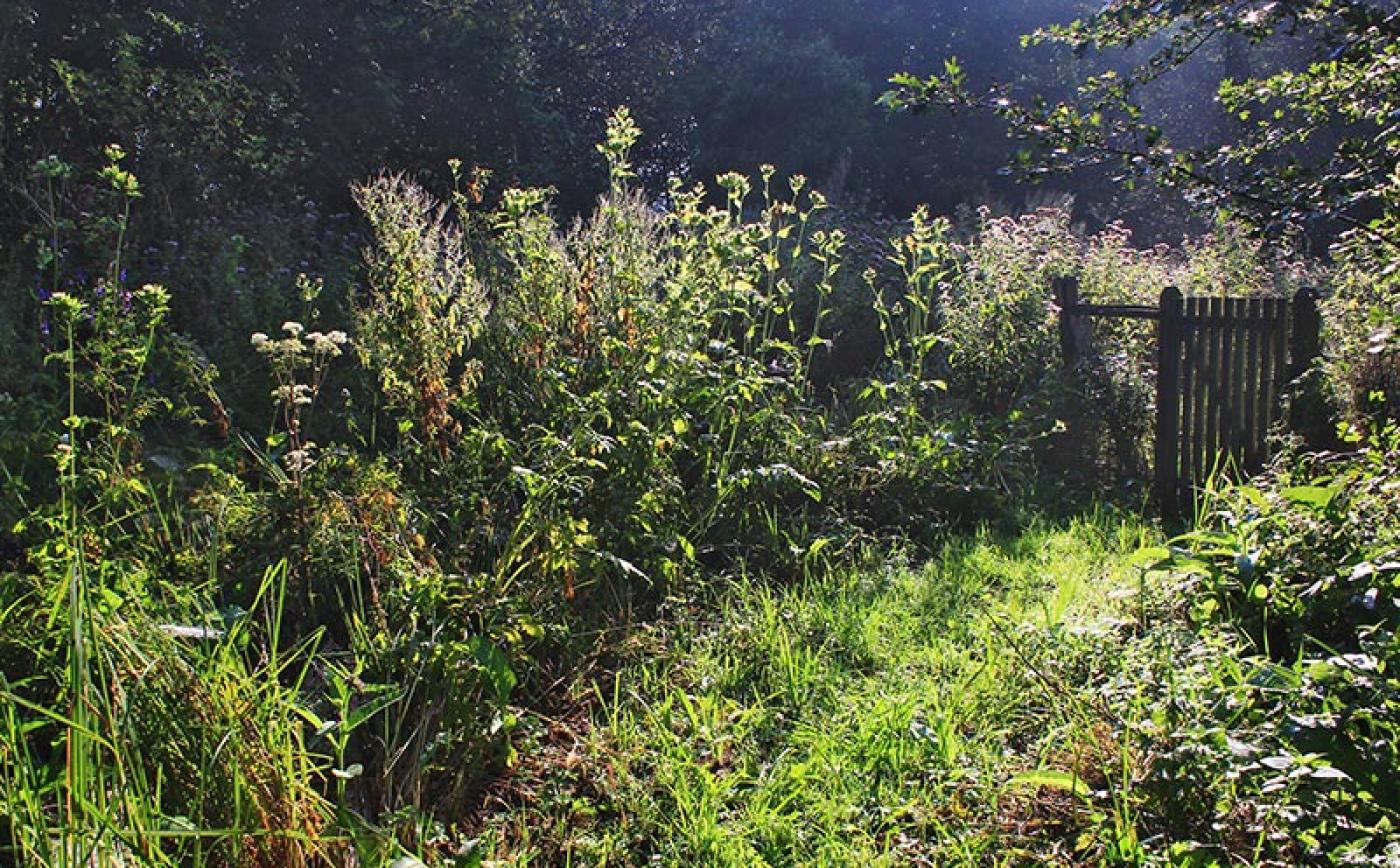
[2, 0, 1119, 233]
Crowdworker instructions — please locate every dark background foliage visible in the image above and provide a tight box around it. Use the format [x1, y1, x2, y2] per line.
[4, 0, 1259, 238]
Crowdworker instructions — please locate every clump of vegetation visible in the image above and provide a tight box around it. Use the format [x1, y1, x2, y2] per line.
[353, 172, 487, 453]
[1137, 422, 1400, 863]
[0, 112, 1099, 863]
[4, 97, 1395, 861]
[2, 0, 1398, 860]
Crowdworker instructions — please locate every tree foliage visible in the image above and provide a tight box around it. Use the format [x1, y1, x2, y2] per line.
[886, 0, 1400, 262]
[0, 0, 720, 224]
[2, 0, 1112, 234]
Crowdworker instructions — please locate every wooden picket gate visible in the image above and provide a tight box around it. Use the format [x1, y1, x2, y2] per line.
[1056, 281, 1320, 517]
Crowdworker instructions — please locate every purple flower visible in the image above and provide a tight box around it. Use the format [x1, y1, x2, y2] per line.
[119, 269, 128, 283]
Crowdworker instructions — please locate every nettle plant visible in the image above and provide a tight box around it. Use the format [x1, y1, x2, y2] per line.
[865, 206, 953, 432]
[1139, 422, 1400, 862]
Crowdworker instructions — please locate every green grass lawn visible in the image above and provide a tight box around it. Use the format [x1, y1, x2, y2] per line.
[476, 512, 1177, 865]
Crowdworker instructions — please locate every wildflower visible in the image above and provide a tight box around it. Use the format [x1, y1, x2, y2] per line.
[282, 448, 313, 475]
[251, 332, 270, 348]
[271, 383, 314, 406]
[282, 321, 304, 337]
[136, 284, 169, 308]
[308, 330, 348, 356]
[716, 172, 751, 199]
[46, 292, 84, 320]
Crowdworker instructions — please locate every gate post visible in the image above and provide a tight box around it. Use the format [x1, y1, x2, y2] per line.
[1290, 286, 1321, 379]
[1055, 276, 1084, 370]
[1154, 287, 1184, 517]
[1286, 286, 1328, 449]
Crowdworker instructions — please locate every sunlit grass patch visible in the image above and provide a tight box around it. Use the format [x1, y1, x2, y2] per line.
[478, 512, 1165, 865]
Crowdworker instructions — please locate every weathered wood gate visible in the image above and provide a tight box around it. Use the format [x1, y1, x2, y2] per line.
[1056, 280, 1321, 517]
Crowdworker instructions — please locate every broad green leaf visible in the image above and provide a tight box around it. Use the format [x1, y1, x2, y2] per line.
[1281, 485, 1339, 511]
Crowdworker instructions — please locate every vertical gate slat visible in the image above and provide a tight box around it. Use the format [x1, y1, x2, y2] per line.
[1270, 296, 1289, 443]
[1178, 302, 1197, 506]
[1230, 298, 1248, 466]
[1215, 297, 1228, 477]
[1186, 296, 1199, 491]
[1220, 296, 1232, 476]
[1245, 300, 1259, 462]
[1258, 298, 1276, 442]
[1237, 298, 1249, 462]
[1291, 288, 1322, 381]
[1242, 297, 1262, 470]
[1202, 296, 1222, 486]
[1190, 297, 1210, 497]
[1199, 297, 1212, 486]
[1226, 296, 1237, 476]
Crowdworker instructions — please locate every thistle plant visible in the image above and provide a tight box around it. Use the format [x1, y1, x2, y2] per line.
[353, 173, 488, 457]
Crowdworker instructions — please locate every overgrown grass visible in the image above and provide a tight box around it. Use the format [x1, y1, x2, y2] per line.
[476, 512, 1175, 864]
[473, 435, 1400, 866]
